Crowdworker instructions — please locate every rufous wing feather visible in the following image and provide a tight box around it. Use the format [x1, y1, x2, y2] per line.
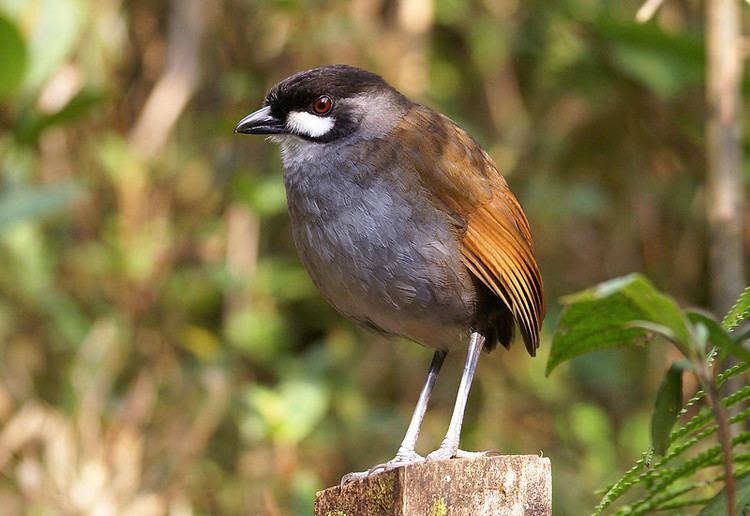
[462, 191, 545, 355]
[394, 105, 545, 355]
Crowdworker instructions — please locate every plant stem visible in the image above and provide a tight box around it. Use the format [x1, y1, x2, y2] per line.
[696, 363, 736, 515]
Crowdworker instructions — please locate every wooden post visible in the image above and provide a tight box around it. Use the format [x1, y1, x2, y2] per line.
[314, 455, 551, 515]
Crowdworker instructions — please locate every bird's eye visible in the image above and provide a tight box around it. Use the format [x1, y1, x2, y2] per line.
[312, 96, 333, 115]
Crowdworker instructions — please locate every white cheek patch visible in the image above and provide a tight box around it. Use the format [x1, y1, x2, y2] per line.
[286, 111, 335, 138]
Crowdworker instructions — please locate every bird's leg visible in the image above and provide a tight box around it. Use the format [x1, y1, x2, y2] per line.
[340, 350, 447, 486]
[426, 331, 491, 461]
[387, 349, 447, 464]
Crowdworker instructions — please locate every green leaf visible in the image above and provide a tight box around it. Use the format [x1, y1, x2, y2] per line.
[0, 182, 81, 230]
[242, 379, 329, 445]
[732, 327, 750, 346]
[687, 310, 750, 362]
[698, 470, 750, 516]
[547, 273, 691, 375]
[593, 17, 703, 98]
[650, 362, 685, 456]
[595, 361, 750, 511]
[722, 286, 750, 331]
[0, 13, 26, 100]
[15, 89, 106, 144]
[4, 0, 86, 94]
[626, 320, 678, 344]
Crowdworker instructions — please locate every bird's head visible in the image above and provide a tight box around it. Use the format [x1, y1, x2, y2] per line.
[234, 64, 407, 144]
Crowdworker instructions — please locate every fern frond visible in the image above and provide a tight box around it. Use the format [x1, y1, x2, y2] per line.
[624, 481, 713, 515]
[594, 452, 651, 513]
[652, 495, 715, 511]
[716, 360, 750, 384]
[594, 366, 750, 514]
[722, 286, 750, 330]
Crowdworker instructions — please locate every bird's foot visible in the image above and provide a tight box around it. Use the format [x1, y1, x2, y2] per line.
[339, 450, 424, 487]
[426, 445, 499, 462]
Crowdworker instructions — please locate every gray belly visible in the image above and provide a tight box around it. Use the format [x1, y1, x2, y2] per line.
[284, 166, 477, 351]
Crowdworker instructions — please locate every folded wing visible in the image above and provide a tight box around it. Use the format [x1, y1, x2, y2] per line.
[394, 105, 545, 355]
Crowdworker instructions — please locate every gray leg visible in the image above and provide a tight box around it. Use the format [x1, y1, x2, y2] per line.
[393, 349, 447, 459]
[426, 331, 485, 461]
[341, 350, 447, 485]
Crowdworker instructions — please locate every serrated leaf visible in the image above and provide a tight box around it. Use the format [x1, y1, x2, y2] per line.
[722, 286, 750, 331]
[0, 13, 26, 100]
[698, 470, 750, 516]
[547, 273, 691, 375]
[650, 362, 684, 456]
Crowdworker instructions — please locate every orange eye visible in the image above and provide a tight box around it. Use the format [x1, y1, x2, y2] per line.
[312, 95, 333, 114]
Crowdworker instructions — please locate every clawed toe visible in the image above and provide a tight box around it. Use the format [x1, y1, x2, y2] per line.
[340, 470, 369, 488]
[386, 450, 424, 468]
[427, 447, 498, 461]
[455, 449, 498, 458]
[426, 446, 454, 461]
[340, 447, 498, 488]
[339, 452, 426, 488]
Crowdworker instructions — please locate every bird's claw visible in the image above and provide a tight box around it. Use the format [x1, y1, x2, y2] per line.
[340, 447, 499, 488]
[339, 451, 425, 488]
[426, 446, 499, 461]
[339, 470, 369, 488]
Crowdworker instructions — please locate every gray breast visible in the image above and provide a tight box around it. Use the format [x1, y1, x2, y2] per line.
[280, 137, 477, 350]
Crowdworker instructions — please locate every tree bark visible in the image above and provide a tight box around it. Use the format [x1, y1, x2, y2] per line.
[706, 3, 744, 512]
[706, 0, 745, 316]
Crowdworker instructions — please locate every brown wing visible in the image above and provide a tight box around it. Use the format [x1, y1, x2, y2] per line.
[393, 104, 545, 355]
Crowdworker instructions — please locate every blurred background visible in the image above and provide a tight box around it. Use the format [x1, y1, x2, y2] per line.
[0, 0, 744, 514]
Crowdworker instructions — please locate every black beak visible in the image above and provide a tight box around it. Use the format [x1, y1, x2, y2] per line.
[234, 105, 286, 135]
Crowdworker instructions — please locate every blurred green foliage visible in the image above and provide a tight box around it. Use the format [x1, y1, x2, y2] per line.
[0, 0, 742, 514]
[550, 275, 750, 512]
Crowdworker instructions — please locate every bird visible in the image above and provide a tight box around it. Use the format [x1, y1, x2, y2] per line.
[235, 64, 544, 483]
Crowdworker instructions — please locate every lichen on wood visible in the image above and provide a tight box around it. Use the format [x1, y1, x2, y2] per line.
[314, 455, 551, 516]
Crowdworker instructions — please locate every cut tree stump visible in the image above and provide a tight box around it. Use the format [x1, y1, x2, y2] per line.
[314, 455, 551, 516]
